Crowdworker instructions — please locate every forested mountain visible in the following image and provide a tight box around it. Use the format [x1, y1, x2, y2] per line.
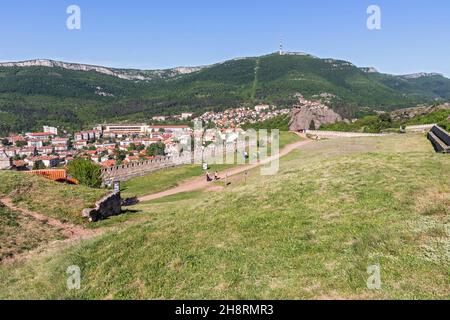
[1, 52, 449, 135]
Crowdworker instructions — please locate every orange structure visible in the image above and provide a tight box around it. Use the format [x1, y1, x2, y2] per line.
[26, 169, 79, 185]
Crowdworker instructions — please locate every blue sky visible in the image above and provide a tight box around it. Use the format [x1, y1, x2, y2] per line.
[0, 0, 449, 76]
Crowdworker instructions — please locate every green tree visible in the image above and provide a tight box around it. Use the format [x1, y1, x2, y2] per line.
[67, 158, 102, 188]
[127, 143, 137, 151]
[146, 142, 166, 157]
[1, 138, 10, 146]
[136, 144, 145, 151]
[33, 160, 46, 170]
[15, 140, 27, 148]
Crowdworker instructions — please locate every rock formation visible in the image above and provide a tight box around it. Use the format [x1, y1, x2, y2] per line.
[289, 96, 343, 131]
[390, 103, 450, 122]
[0, 59, 202, 81]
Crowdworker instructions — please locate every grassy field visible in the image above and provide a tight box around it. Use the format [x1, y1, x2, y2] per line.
[121, 131, 301, 198]
[0, 171, 108, 225]
[0, 133, 448, 299]
[0, 205, 65, 262]
[121, 164, 232, 198]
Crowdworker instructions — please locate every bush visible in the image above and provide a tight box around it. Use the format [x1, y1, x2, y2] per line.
[32, 160, 46, 170]
[67, 158, 102, 188]
[146, 142, 166, 157]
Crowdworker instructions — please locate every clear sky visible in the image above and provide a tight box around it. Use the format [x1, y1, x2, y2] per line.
[0, 0, 449, 76]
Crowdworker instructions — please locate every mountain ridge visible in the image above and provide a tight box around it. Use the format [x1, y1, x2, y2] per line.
[0, 59, 203, 81]
[0, 52, 449, 135]
[1, 54, 447, 81]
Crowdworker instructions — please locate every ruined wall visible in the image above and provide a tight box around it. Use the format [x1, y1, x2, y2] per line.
[100, 142, 244, 184]
[82, 192, 122, 222]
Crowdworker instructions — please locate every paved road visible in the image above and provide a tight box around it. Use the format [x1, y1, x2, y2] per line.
[139, 136, 312, 202]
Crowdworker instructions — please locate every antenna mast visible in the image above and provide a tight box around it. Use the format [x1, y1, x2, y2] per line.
[279, 36, 284, 55]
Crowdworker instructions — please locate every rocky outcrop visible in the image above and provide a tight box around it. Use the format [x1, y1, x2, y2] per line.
[390, 103, 450, 122]
[289, 96, 343, 131]
[400, 73, 443, 79]
[82, 192, 122, 222]
[360, 67, 379, 73]
[0, 59, 202, 81]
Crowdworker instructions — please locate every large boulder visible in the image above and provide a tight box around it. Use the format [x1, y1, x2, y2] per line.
[289, 103, 343, 131]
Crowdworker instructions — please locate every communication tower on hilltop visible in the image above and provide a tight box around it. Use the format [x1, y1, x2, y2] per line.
[279, 37, 284, 55]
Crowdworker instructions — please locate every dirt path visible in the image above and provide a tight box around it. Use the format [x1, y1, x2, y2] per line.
[0, 197, 99, 240]
[139, 136, 312, 202]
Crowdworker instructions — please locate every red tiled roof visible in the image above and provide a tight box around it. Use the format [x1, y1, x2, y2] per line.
[101, 160, 116, 167]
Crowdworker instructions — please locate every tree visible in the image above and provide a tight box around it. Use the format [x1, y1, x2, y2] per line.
[67, 158, 102, 188]
[1, 138, 10, 146]
[309, 120, 316, 130]
[127, 143, 137, 151]
[136, 144, 145, 152]
[15, 140, 27, 148]
[33, 160, 46, 170]
[146, 142, 166, 157]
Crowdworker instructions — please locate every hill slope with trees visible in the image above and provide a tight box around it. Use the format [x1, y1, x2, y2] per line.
[1, 53, 450, 135]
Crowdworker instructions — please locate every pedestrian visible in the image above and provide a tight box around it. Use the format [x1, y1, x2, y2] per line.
[214, 171, 220, 180]
[206, 172, 213, 182]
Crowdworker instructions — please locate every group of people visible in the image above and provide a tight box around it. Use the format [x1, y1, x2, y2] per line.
[206, 171, 220, 182]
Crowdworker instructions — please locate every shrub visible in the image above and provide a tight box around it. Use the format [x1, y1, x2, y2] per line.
[67, 158, 102, 188]
[146, 142, 166, 157]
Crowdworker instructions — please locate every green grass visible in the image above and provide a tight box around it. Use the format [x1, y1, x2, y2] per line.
[121, 132, 301, 198]
[120, 164, 233, 198]
[0, 171, 108, 225]
[0, 205, 65, 262]
[278, 131, 302, 149]
[0, 134, 448, 299]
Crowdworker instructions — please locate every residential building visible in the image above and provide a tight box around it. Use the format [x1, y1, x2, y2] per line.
[28, 140, 43, 148]
[103, 124, 149, 135]
[25, 132, 55, 141]
[43, 126, 58, 135]
[0, 150, 12, 170]
[181, 113, 194, 120]
[75, 130, 99, 141]
[149, 125, 190, 134]
[51, 138, 69, 146]
[37, 146, 54, 155]
[152, 116, 166, 122]
[27, 156, 60, 168]
[255, 104, 271, 112]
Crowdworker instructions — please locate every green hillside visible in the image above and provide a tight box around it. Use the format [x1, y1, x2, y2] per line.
[1, 53, 450, 135]
[0, 134, 448, 299]
[0, 171, 108, 225]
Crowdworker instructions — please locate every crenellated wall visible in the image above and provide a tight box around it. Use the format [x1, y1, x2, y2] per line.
[101, 142, 245, 184]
